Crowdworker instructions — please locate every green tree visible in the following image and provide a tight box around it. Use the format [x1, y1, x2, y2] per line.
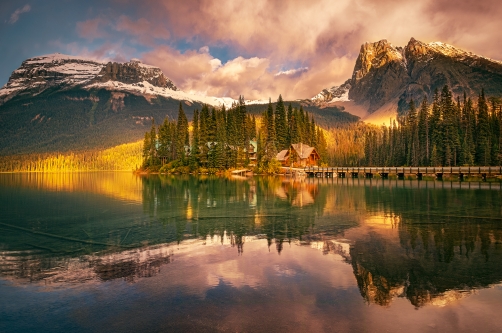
[176, 102, 189, 164]
[274, 95, 288, 150]
[476, 89, 491, 165]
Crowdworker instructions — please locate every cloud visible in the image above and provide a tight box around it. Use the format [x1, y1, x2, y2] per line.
[8, 4, 30, 24]
[71, 0, 502, 99]
[114, 15, 170, 45]
[142, 45, 354, 100]
[275, 67, 309, 78]
[49, 39, 137, 64]
[76, 18, 108, 41]
[131, 0, 502, 99]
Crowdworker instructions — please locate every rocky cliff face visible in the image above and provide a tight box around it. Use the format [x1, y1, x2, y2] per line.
[94, 60, 177, 90]
[0, 54, 177, 104]
[349, 39, 409, 113]
[313, 38, 502, 117]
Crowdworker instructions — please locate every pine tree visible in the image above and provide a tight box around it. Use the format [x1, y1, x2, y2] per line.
[430, 88, 443, 166]
[287, 103, 293, 145]
[298, 106, 306, 143]
[417, 98, 429, 166]
[215, 107, 227, 169]
[149, 119, 158, 166]
[274, 95, 288, 150]
[176, 102, 189, 164]
[189, 109, 200, 170]
[460, 95, 475, 165]
[290, 108, 299, 144]
[476, 89, 491, 165]
[440, 86, 458, 166]
[310, 116, 317, 147]
[199, 104, 210, 167]
[265, 99, 277, 160]
[142, 131, 151, 167]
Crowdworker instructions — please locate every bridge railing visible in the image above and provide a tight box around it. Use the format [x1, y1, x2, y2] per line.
[301, 166, 502, 174]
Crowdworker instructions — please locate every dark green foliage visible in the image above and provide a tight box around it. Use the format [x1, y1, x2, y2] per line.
[274, 95, 288, 150]
[361, 85, 502, 167]
[476, 90, 491, 165]
[0, 87, 206, 155]
[189, 109, 200, 170]
[141, 94, 329, 172]
[176, 102, 189, 164]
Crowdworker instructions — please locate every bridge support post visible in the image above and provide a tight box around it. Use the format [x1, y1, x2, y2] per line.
[397, 173, 405, 180]
[482, 173, 487, 182]
[458, 173, 464, 181]
[416, 173, 423, 180]
[436, 173, 443, 180]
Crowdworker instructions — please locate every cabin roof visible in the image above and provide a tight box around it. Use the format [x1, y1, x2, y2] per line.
[291, 143, 316, 159]
[276, 149, 289, 161]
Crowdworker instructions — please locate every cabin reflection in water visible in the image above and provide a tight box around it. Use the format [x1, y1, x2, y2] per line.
[1, 175, 501, 309]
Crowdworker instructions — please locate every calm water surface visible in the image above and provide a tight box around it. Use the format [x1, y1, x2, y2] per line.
[1, 173, 502, 332]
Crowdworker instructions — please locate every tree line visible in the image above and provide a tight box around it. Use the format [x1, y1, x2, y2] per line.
[363, 86, 502, 167]
[0, 141, 143, 172]
[142, 95, 328, 173]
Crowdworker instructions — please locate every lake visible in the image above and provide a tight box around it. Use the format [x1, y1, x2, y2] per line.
[1, 173, 502, 332]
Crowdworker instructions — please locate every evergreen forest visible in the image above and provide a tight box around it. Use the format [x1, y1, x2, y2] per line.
[363, 86, 502, 167]
[142, 95, 328, 173]
[1, 86, 500, 173]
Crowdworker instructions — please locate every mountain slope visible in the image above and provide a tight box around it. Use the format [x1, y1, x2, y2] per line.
[312, 38, 502, 125]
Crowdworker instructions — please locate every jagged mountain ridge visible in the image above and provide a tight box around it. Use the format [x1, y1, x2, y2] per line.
[0, 53, 255, 108]
[312, 38, 502, 124]
[0, 54, 357, 154]
[0, 54, 176, 102]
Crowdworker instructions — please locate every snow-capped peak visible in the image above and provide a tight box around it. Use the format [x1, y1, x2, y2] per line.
[0, 53, 269, 108]
[311, 80, 352, 105]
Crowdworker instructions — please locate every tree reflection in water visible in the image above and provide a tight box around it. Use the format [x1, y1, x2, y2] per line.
[1, 174, 501, 309]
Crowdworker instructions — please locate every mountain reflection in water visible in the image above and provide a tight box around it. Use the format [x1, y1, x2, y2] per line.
[0, 174, 501, 310]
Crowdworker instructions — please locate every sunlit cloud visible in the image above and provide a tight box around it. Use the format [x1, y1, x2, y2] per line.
[76, 18, 109, 41]
[114, 15, 170, 45]
[57, 0, 502, 99]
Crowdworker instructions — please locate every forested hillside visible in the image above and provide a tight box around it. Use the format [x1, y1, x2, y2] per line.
[0, 87, 205, 155]
[363, 86, 502, 167]
[0, 141, 142, 172]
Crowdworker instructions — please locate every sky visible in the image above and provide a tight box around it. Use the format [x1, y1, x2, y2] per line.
[1, 0, 501, 100]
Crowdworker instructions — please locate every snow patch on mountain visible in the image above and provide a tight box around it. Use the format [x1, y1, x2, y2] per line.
[311, 80, 352, 105]
[0, 53, 269, 107]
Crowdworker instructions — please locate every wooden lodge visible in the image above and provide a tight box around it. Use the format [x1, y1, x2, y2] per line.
[276, 143, 320, 167]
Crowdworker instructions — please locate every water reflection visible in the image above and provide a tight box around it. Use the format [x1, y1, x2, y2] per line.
[1, 174, 501, 310]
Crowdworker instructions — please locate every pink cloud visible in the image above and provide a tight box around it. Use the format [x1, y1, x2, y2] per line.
[73, 0, 502, 99]
[115, 15, 170, 44]
[76, 18, 109, 41]
[142, 45, 354, 100]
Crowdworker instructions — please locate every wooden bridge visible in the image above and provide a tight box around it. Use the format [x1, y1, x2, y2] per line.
[231, 169, 252, 176]
[283, 166, 502, 181]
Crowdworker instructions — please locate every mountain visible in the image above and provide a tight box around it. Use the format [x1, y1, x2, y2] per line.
[0, 53, 358, 155]
[311, 38, 502, 125]
[0, 53, 250, 108]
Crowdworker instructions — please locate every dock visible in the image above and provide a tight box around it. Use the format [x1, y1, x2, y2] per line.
[282, 166, 502, 181]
